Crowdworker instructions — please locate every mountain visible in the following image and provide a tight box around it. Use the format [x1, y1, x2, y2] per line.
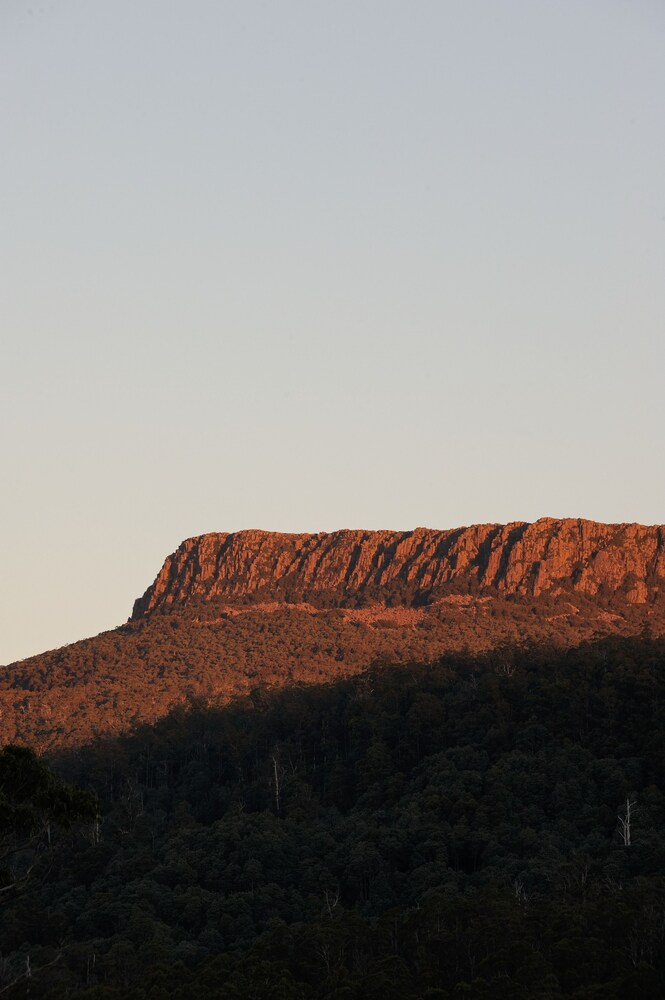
[133, 518, 665, 614]
[2, 518, 664, 749]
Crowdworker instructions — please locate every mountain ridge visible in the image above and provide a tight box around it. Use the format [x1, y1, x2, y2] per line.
[3, 517, 665, 749]
[132, 518, 665, 619]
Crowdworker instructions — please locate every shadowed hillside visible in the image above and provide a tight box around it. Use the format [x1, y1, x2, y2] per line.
[2, 636, 665, 997]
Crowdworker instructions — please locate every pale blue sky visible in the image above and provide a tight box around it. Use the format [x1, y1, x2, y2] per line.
[2, 1, 664, 664]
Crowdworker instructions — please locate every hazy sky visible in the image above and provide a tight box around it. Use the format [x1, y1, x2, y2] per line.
[2, 0, 664, 664]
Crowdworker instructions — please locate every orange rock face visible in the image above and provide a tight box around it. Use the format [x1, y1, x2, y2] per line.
[133, 518, 665, 618]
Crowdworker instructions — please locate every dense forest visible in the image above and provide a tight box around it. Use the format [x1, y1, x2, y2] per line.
[2, 634, 665, 997]
[3, 589, 660, 750]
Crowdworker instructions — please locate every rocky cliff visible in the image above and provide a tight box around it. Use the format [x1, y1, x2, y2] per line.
[132, 518, 665, 619]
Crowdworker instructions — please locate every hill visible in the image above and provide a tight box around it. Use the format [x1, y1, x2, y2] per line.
[2, 518, 664, 748]
[2, 636, 665, 997]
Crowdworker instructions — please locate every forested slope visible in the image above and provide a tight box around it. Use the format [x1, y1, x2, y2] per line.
[2, 635, 665, 997]
[3, 593, 662, 750]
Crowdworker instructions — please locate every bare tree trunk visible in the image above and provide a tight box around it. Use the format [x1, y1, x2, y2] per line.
[324, 888, 339, 917]
[618, 797, 636, 846]
[271, 752, 281, 814]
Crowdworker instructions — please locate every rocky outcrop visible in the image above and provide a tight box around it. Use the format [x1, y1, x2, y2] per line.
[132, 519, 665, 619]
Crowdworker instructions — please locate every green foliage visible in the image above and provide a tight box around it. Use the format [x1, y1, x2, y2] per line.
[0, 745, 98, 890]
[0, 745, 97, 832]
[2, 636, 665, 997]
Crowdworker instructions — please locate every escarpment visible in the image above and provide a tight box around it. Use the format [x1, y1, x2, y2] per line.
[3, 518, 665, 749]
[132, 518, 665, 619]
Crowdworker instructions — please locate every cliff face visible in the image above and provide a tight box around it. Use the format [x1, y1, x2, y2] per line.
[132, 518, 665, 619]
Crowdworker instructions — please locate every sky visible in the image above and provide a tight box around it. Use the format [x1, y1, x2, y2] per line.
[1, 0, 664, 665]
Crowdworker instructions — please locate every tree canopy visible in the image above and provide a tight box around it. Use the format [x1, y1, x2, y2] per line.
[2, 635, 665, 997]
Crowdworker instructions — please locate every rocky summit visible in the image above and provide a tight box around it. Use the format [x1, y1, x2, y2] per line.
[133, 518, 665, 617]
[2, 518, 665, 749]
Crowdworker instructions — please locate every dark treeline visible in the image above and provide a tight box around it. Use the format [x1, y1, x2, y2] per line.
[2, 635, 665, 997]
